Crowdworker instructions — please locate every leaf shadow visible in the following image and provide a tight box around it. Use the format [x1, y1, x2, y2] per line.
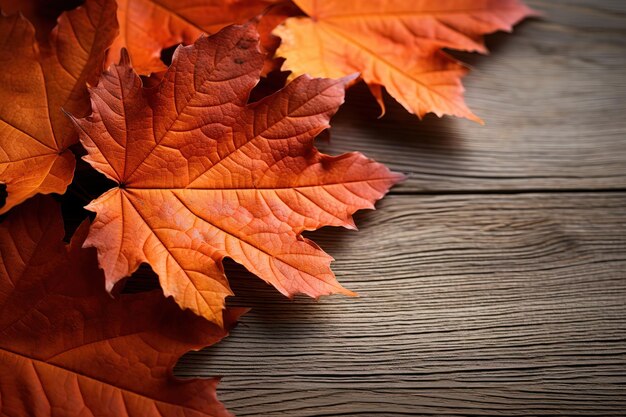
[223, 218, 364, 319]
[447, 18, 538, 67]
[318, 82, 467, 192]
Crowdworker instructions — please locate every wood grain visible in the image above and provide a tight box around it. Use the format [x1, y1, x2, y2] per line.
[175, 193, 626, 416]
[169, 1, 626, 415]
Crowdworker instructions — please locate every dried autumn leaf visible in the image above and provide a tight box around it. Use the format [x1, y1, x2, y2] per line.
[70, 24, 402, 326]
[0, 0, 117, 214]
[0, 196, 243, 417]
[274, 0, 535, 122]
[109, 0, 279, 74]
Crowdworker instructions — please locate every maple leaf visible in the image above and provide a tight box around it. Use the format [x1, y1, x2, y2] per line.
[108, 0, 279, 75]
[273, 0, 535, 122]
[70, 24, 403, 326]
[0, 0, 117, 214]
[0, 196, 243, 417]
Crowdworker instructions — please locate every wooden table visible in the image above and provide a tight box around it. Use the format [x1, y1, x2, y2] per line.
[176, 1, 626, 414]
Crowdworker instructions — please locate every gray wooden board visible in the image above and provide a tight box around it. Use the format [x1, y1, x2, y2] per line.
[172, 0, 626, 415]
[176, 193, 626, 415]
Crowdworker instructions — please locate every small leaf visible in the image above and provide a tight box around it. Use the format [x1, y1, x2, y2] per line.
[108, 0, 279, 74]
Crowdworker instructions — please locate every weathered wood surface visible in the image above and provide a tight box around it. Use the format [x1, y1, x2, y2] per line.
[174, 1, 626, 415]
[178, 194, 626, 415]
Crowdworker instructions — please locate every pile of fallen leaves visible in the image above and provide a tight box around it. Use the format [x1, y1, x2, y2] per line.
[0, 0, 532, 415]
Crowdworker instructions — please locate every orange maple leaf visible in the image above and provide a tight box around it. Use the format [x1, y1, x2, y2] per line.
[0, 0, 117, 214]
[273, 0, 535, 122]
[108, 0, 279, 74]
[0, 196, 243, 416]
[70, 24, 403, 326]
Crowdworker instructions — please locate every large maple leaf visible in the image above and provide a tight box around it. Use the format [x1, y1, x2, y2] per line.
[108, 0, 278, 74]
[0, 196, 243, 416]
[274, 0, 534, 122]
[0, 0, 117, 214]
[70, 24, 402, 326]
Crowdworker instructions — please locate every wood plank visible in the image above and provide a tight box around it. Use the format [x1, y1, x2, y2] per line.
[175, 193, 626, 415]
[317, 0, 626, 192]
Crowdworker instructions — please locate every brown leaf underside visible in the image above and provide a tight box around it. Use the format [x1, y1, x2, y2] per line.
[0, 196, 243, 417]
